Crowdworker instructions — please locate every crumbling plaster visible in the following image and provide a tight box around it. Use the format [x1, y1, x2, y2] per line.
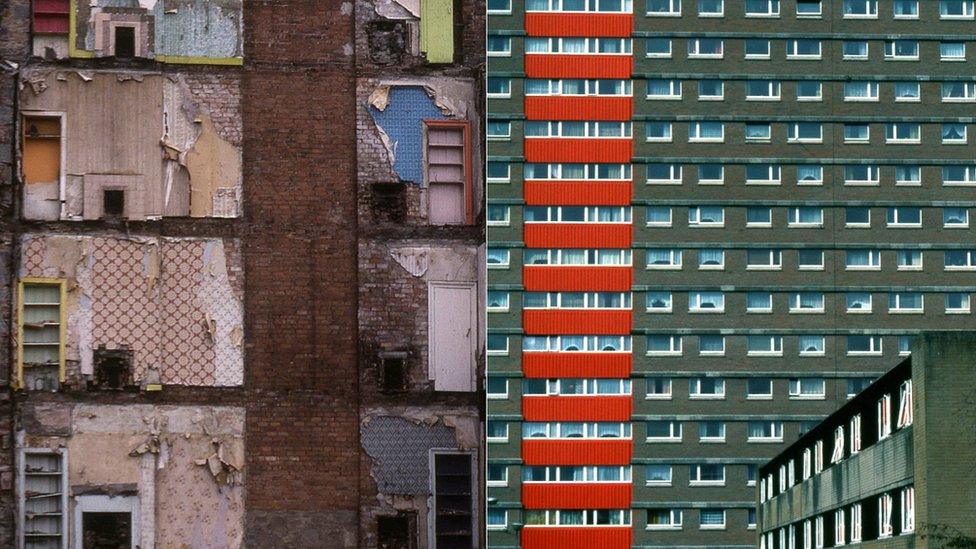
[19, 68, 242, 220]
[357, 77, 482, 226]
[74, 0, 243, 60]
[359, 411, 479, 549]
[19, 233, 244, 387]
[20, 403, 244, 548]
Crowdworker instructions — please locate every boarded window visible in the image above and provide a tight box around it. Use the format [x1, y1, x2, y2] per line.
[377, 513, 417, 549]
[432, 453, 474, 548]
[22, 116, 61, 184]
[22, 451, 66, 547]
[113, 26, 136, 58]
[425, 121, 471, 225]
[83, 512, 132, 548]
[103, 189, 126, 218]
[428, 282, 476, 391]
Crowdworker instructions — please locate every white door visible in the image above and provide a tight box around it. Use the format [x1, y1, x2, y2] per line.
[428, 282, 476, 391]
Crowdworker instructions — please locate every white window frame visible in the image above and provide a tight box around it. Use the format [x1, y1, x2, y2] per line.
[647, 420, 683, 442]
[746, 249, 782, 271]
[745, 80, 781, 101]
[848, 335, 883, 356]
[646, 378, 673, 400]
[745, 0, 781, 17]
[689, 377, 726, 399]
[845, 249, 881, 271]
[789, 378, 826, 399]
[901, 487, 915, 533]
[647, 335, 683, 356]
[843, 81, 878, 101]
[688, 38, 724, 59]
[787, 39, 822, 59]
[688, 121, 725, 143]
[843, 0, 878, 18]
[647, 79, 683, 100]
[646, 509, 683, 530]
[647, 0, 682, 16]
[689, 464, 726, 486]
[878, 393, 893, 439]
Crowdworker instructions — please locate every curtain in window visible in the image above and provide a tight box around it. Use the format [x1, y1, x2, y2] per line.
[700, 510, 724, 525]
[647, 292, 671, 308]
[647, 249, 675, 265]
[599, 39, 623, 53]
[559, 510, 584, 525]
[598, 122, 624, 137]
[524, 511, 547, 525]
[557, 336, 581, 351]
[524, 79, 550, 95]
[523, 423, 548, 437]
[895, 83, 919, 99]
[598, 466, 623, 481]
[798, 166, 822, 181]
[748, 422, 768, 438]
[594, 250, 620, 266]
[695, 292, 724, 309]
[524, 38, 549, 53]
[598, 423, 622, 437]
[700, 336, 724, 352]
[894, 0, 917, 15]
[942, 42, 965, 58]
[697, 123, 723, 139]
[942, 82, 969, 99]
[843, 81, 870, 98]
[647, 466, 670, 481]
[597, 336, 626, 351]
[943, 124, 966, 140]
[799, 336, 824, 353]
[647, 207, 671, 224]
[847, 293, 871, 310]
[941, 0, 971, 17]
[700, 249, 723, 265]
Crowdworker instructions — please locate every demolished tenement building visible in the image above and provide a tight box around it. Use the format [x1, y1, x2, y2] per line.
[0, 0, 483, 546]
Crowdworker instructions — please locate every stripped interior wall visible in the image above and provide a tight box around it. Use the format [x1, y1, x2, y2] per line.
[359, 77, 482, 225]
[16, 234, 244, 390]
[355, 0, 486, 540]
[18, 402, 244, 548]
[19, 68, 242, 220]
[34, 0, 244, 62]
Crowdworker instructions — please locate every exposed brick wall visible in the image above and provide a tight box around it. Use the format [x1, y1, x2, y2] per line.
[178, 71, 243, 147]
[241, 0, 360, 544]
[0, 1, 30, 544]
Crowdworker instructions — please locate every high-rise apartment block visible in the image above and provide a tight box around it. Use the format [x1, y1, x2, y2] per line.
[486, 0, 976, 547]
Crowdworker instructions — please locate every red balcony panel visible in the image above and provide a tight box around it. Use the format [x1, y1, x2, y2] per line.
[523, 527, 633, 549]
[525, 54, 633, 79]
[525, 13, 633, 37]
[523, 482, 633, 509]
[523, 395, 633, 422]
[525, 137, 632, 163]
[523, 309, 632, 335]
[525, 96, 633, 121]
[524, 223, 632, 249]
[523, 352, 632, 378]
[523, 266, 632, 292]
[522, 439, 633, 466]
[524, 180, 632, 206]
